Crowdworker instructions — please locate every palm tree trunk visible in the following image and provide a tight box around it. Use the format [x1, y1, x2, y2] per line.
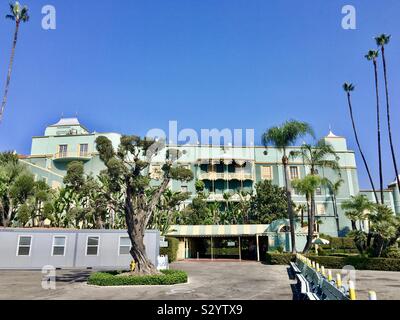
[0, 22, 20, 123]
[373, 59, 384, 204]
[346, 92, 379, 203]
[333, 194, 340, 236]
[282, 153, 296, 253]
[381, 47, 400, 192]
[303, 194, 315, 253]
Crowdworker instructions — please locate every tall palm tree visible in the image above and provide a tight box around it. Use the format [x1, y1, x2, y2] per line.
[293, 139, 340, 175]
[324, 178, 344, 236]
[341, 194, 375, 231]
[263, 120, 315, 253]
[343, 83, 378, 203]
[375, 34, 400, 193]
[365, 50, 384, 204]
[0, 2, 30, 123]
[292, 175, 323, 253]
[296, 203, 307, 227]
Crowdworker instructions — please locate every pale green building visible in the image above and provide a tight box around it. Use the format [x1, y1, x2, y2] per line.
[21, 118, 400, 239]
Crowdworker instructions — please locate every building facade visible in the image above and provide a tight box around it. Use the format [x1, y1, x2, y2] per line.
[21, 118, 400, 237]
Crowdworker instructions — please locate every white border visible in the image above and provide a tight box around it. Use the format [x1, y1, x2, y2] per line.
[16, 235, 32, 257]
[85, 235, 100, 256]
[118, 236, 130, 256]
[51, 235, 67, 257]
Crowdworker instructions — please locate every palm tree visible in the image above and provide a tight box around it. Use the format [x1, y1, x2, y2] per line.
[292, 175, 323, 253]
[365, 50, 384, 204]
[263, 120, 315, 253]
[341, 194, 375, 231]
[375, 34, 400, 193]
[0, 2, 30, 123]
[324, 178, 344, 236]
[343, 83, 378, 203]
[296, 203, 307, 228]
[292, 139, 340, 175]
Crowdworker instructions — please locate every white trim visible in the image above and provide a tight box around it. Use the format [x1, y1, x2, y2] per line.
[118, 236, 131, 256]
[51, 235, 67, 257]
[16, 235, 32, 257]
[85, 235, 100, 256]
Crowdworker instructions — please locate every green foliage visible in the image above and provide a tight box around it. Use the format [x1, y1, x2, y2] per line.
[262, 120, 315, 149]
[265, 252, 295, 265]
[382, 246, 400, 259]
[160, 237, 180, 262]
[249, 180, 290, 224]
[195, 180, 205, 192]
[308, 255, 400, 271]
[87, 269, 188, 286]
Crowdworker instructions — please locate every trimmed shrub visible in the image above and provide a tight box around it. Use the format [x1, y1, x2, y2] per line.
[160, 237, 180, 263]
[266, 252, 400, 271]
[87, 269, 188, 286]
[265, 252, 295, 265]
[308, 256, 400, 271]
[329, 237, 357, 250]
[382, 246, 400, 259]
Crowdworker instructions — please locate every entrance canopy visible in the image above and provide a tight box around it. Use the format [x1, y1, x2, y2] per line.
[167, 225, 269, 238]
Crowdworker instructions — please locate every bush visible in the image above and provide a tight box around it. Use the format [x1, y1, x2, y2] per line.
[308, 256, 400, 271]
[160, 237, 180, 263]
[265, 252, 295, 265]
[382, 246, 400, 259]
[88, 269, 188, 286]
[329, 237, 357, 250]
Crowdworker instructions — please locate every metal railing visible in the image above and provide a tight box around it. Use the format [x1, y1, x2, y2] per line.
[53, 151, 91, 159]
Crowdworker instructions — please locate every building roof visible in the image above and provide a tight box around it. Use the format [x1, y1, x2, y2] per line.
[326, 130, 343, 138]
[388, 176, 400, 187]
[50, 117, 81, 127]
[167, 225, 270, 237]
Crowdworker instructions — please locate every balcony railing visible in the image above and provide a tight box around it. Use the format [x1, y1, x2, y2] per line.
[198, 172, 254, 181]
[53, 152, 92, 161]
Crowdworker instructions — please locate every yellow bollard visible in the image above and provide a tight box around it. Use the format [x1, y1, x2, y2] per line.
[336, 273, 342, 288]
[312, 261, 316, 269]
[327, 270, 332, 282]
[349, 280, 356, 300]
[316, 263, 320, 272]
[321, 266, 325, 277]
[368, 291, 377, 300]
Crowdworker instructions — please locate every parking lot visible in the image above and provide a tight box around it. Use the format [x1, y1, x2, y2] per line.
[0, 261, 400, 300]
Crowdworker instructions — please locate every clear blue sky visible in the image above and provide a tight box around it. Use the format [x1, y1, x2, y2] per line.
[0, 0, 399, 189]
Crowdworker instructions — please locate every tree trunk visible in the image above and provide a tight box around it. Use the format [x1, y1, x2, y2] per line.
[303, 195, 315, 253]
[346, 92, 379, 203]
[333, 195, 340, 236]
[381, 47, 400, 193]
[373, 59, 384, 204]
[351, 220, 357, 231]
[283, 154, 296, 253]
[125, 189, 160, 275]
[0, 22, 19, 123]
[300, 208, 304, 227]
[372, 234, 385, 257]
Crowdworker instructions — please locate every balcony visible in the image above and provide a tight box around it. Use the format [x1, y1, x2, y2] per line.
[198, 172, 254, 181]
[53, 152, 92, 162]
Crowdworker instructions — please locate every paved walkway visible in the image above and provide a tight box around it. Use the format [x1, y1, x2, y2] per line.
[0, 261, 294, 300]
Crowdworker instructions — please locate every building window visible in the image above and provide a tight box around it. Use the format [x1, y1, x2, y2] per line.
[119, 237, 131, 255]
[261, 166, 273, 180]
[52, 236, 66, 256]
[86, 236, 100, 256]
[79, 144, 89, 157]
[17, 236, 32, 256]
[289, 166, 299, 180]
[58, 145, 68, 158]
[316, 204, 326, 215]
[181, 185, 188, 193]
[316, 187, 322, 196]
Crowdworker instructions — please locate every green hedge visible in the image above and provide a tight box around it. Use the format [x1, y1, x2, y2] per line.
[88, 269, 188, 286]
[309, 256, 400, 271]
[266, 252, 400, 271]
[265, 252, 295, 265]
[160, 237, 180, 263]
